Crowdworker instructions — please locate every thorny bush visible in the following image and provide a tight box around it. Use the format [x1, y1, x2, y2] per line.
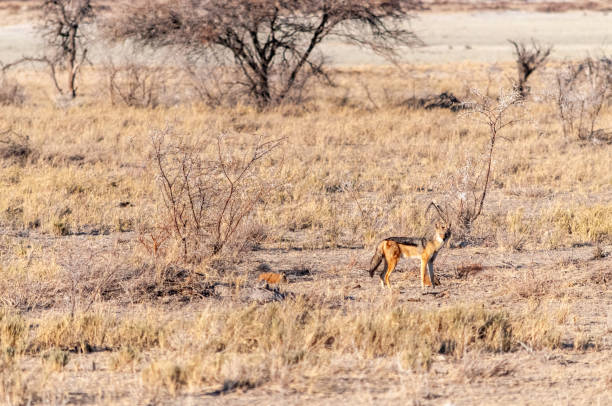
[149, 128, 283, 264]
[555, 57, 612, 142]
[445, 89, 523, 242]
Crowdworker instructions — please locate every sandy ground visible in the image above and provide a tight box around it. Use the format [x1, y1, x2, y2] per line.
[0, 11, 610, 65]
[327, 11, 612, 64]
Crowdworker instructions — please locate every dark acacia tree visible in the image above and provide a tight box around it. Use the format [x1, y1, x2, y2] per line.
[38, 0, 94, 98]
[509, 39, 552, 98]
[107, 0, 422, 105]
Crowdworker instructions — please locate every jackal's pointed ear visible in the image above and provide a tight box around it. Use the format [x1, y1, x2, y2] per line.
[426, 201, 448, 224]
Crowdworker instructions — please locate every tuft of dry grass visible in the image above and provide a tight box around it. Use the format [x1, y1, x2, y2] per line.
[504, 269, 551, 299]
[109, 345, 141, 372]
[542, 205, 612, 247]
[0, 308, 27, 371]
[41, 348, 70, 372]
[141, 360, 191, 396]
[454, 352, 515, 383]
[0, 365, 37, 406]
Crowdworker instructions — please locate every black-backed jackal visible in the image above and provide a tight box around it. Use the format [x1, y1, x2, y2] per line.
[367, 203, 451, 288]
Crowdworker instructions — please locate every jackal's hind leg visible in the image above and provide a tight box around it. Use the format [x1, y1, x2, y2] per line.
[383, 257, 398, 288]
[369, 248, 383, 277]
[378, 258, 388, 287]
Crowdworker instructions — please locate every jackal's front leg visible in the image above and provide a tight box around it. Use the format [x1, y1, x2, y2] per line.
[420, 258, 432, 288]
[427, 260, 440, 286]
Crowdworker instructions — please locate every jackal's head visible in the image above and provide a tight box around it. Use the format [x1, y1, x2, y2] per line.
[427, 202, 451, 242]
[434, 221, 452, 242]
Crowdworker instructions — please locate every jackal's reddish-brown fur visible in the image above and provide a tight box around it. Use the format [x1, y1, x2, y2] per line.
[368, 222, 451, 288]
[258, 272, 287, 284]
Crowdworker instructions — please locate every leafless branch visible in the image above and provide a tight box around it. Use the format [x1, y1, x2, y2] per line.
[509, 39, 552, 98]
[38, 0, 94, 98]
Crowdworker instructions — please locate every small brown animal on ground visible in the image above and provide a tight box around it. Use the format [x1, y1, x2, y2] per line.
[258, 272, 287, 284]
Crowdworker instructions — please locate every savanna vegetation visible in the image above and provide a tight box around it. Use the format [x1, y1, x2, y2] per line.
[0, 1, 610, 404]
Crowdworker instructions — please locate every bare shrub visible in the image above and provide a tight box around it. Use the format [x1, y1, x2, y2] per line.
[445, 89, 523, 241]
[38, 0, 94, 98]
[106, 60, 166, 108]
[151, 128, 283, 263]
[402, 91, 466, 111]
[555, 57, 612, 142]
[105, 0, 421, 106]
[1, 1, 94, 100]
[509, 39, 552, 98]
[0, 73, 26, 106]
[455, 263, 484, 279]
[181, 56, 242, 106]
[0, 129, 34, 166]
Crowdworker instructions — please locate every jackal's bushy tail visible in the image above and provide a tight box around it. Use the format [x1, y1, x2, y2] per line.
[368, 243, 384, 277]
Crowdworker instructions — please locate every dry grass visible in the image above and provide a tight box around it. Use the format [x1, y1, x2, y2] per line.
[0, 53, 609, 404]
[0, 300, 566, 394]
[0, 62, 609, 254]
